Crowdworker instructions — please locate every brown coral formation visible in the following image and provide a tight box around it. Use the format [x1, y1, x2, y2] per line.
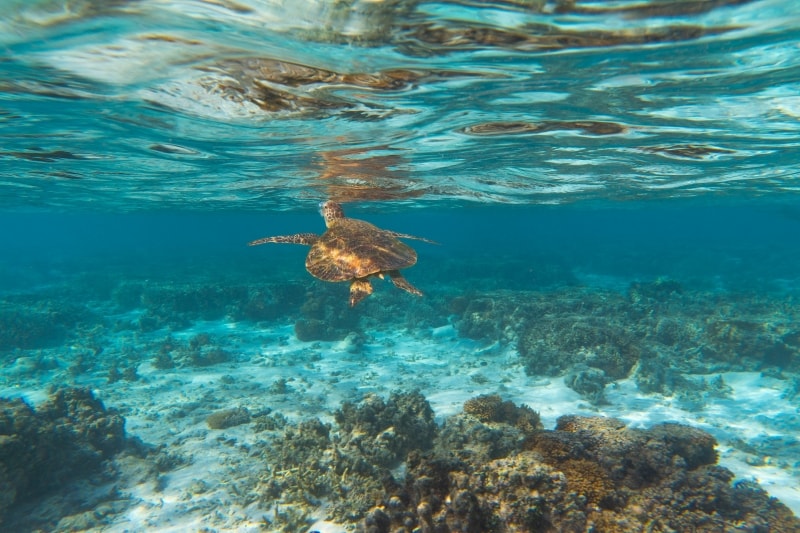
[463, 393, 541, 435]
[257, 391, 437, 530]
[253, 393, 798, 531]
[358, 403, 799, 533]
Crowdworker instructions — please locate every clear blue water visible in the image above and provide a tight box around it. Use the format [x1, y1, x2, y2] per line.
[2, 1, 800, 531]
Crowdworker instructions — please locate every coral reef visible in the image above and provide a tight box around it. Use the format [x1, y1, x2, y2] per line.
[121, 279, 307, 332]
[635, 347, 733, 408]
[257, 391, 438, 530]
[237, 284, 305, 321]
[0, 298, 96, 352]
[454, 294, 519, 342]
[451, 289, 576, 344]
[462, 394, 541, 435]
[295, 284, 362, 341]
[0, 388, 126, 525]
[0, 308, 64, 351]
[356, 399, 800, 533]
[437, 412, 527, 463]
[254, 393, 799, 532]
[514, 289, 644, 379]
[333, 392, 437, 467]
[445, 283, 800, 400]
[438, 395, 542, 464]
[140, 283, 249, 322]
[627, 278, 684, 303]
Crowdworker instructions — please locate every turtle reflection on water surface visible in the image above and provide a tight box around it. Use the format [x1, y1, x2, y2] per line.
[248, 201, 436, 307]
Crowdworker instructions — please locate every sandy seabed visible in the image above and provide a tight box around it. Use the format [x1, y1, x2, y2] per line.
[3, 315, 799, 531]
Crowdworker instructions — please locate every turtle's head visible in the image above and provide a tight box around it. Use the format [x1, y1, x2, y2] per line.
[319, 201, 344, 227]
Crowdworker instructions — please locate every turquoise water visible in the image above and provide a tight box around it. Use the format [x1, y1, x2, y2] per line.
[2, 1, 800, 532]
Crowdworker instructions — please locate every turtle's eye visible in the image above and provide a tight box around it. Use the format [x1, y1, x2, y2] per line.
[318, 201, 326, 215]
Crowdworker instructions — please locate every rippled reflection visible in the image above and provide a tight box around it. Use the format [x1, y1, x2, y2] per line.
[0, 0, 798, 210]
[311, 145, 426, 202]
[463, 121, 627, 136]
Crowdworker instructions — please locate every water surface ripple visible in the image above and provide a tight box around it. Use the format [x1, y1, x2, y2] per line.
[1, 0, 799, 211]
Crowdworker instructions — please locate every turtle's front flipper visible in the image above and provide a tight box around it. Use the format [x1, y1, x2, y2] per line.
[385, 231, 439, 245]
[387, 270, 423, 297]
[349, 278, 373, 307]
[248, 233, 319, 246]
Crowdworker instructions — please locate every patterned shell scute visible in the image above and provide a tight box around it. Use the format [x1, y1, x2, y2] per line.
[305, 219, 417, 281]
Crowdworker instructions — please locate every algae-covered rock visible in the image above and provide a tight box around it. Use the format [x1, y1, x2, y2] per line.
[206, 407, 251, 430]
[565, 366, 609, 404]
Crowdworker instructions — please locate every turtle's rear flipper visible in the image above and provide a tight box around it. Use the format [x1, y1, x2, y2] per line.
[349, 278, 374, 307]
[248, 233, 319, 246]
[388, 270, 423, 297]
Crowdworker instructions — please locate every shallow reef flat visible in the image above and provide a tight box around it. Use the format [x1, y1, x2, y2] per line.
[0, 262, 799, 531]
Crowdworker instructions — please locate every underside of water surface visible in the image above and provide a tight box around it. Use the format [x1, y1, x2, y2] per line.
[1, 1, 800, 532]
[1, 0, 799, 211]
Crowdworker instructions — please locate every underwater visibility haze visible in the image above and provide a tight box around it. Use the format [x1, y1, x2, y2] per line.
[2, 0, 800, 531]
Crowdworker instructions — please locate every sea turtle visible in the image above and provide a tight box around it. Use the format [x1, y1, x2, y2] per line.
[248, 201, 436, 307]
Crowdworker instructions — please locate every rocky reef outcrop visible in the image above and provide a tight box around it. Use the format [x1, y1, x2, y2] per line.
[449, 282, 800, 403]
[257, 391, 437, 530]
[0, 387, 127, 525]
[358, 408, 798, 532]
[256, 392, 799, 532]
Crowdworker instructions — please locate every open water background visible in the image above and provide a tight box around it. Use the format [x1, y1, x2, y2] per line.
[1, 1, 799, 292]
